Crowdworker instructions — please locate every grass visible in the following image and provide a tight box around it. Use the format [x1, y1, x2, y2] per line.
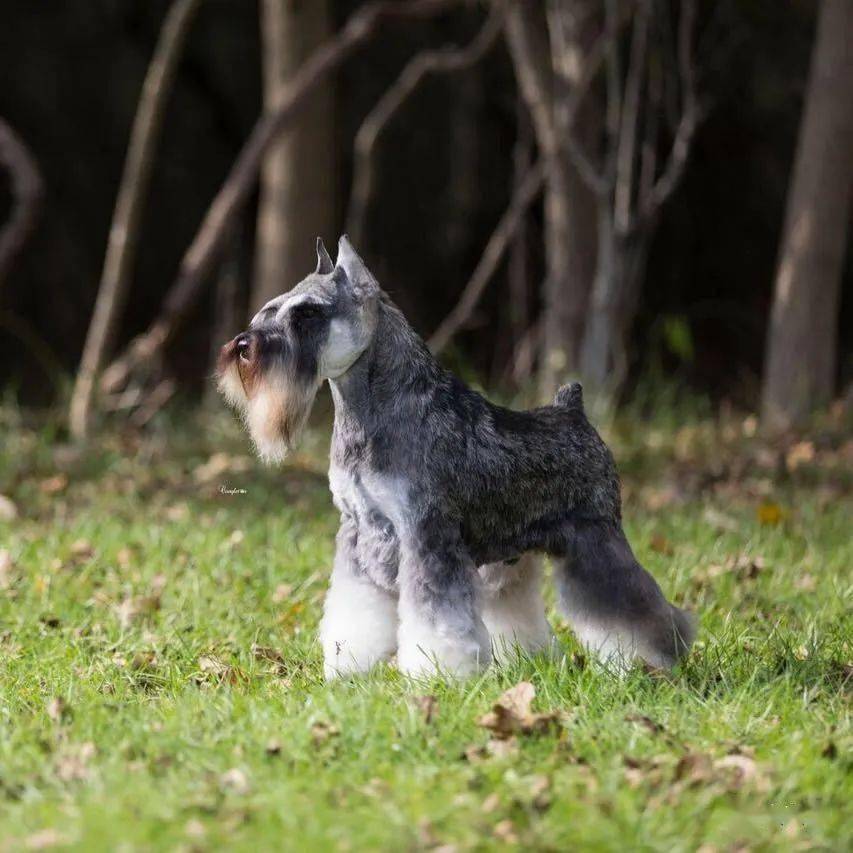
[0, 396, 850, 851]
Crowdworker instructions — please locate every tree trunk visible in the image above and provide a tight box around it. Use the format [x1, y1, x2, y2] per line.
[579, 205, 649, 391]
[69, 0, 203, 440]
[253, 0, 334, 313]
[0, 119, 43, 293]
[504, 0, 597, 399]
[761, 0, 853, 430]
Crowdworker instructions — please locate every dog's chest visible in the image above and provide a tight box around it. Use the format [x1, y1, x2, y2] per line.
[328, 464, 410, 588]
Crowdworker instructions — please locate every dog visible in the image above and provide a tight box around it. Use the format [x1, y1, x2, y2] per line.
[218, 236, 695, 679]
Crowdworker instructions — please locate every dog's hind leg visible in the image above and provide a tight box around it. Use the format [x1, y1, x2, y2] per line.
[479, 555, 556, 664]
[320, 515, 398, 680]
[396, 512, 491, 678]
[555, 519, 695, 671]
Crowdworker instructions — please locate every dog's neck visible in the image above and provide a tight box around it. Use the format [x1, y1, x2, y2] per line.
[328, 295, 442, 438]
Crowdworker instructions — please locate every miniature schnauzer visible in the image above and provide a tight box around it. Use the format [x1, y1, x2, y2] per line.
[218, 237, 695, 679]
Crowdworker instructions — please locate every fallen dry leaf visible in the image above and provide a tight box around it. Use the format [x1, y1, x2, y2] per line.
[0, 549, 15, 589]
[198, 655, 245, 686]
[756, 502, 783, 526]
[24, 829, 66, 850]
[693, 553, 767, 588]
[185, 819, 206, 840]
[69, 539, 94, 561]
[529, 774, 552, 810]
[624, 713, 664, 735]
[220, 767, 251, 795]
[702, 507, 739, 533]
[649, 533, 674, 555]
[47, 696, 70, 723]
[410, 694, 438, 724]
[54, 741, 96, 782]
[493, 820, 518, 844]
[477, 681, 558, 739]
[130, 651, 157, 671]
[272, 583, 294, 603]
[115, 593, 161, 629]
[116, 547, 135, 569]
[674, 752, 714, 786]
[794, 573, 817, 591]
[310, 721, 340, 745]
[251, 644, 287, 675]
[714, 753, 767, 790]
[481, 792, 501, 813]
[0, 494, 19, 521]
[39, 474, 68, 495]
[463, 737, 520, 763]
[785, 440, 815, 471]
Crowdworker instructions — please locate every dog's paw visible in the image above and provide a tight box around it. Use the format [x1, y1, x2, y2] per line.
[396, 631, 491, 679]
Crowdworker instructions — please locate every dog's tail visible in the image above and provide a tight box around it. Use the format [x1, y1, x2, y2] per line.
[553, 381, 584, 411]
[554, 518, 696, 670]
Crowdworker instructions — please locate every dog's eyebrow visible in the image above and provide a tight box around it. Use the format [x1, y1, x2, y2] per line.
[286, 296, 331, 311]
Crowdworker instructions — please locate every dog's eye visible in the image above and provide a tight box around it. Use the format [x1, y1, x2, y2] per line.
[237, 339, 251, 361]
[292, 303, 325, 322]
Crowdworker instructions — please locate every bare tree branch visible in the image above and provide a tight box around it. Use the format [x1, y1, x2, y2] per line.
[614, 0, 650, 233]
[550, 0, 634, 197]
[101, 0, 461, 399]
[602, 0, 623, 183]
[639, 0, 700, 223]
[0, 119, 43, 291]
[428, 160, 545, 354]
[69, 0, 204, 439]
[346, 2, 504, 245]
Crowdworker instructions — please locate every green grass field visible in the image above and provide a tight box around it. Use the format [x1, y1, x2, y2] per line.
[0, 397, 850, 851]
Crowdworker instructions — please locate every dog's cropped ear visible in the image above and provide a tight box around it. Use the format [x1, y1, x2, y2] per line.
[316, 237, 333, 274]
[336, 235, 378, 300]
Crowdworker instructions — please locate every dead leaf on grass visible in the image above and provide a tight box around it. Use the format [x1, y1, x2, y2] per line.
[624, 713, 665, 735]
[702, 507, 739, 533]
[757, 501, 784, 526]
[785, 440, 815, 471]
[463, 737, 520, 763]
[272, 583, 294, 603]
[481, 792, 501, 813]
[493, 819, 518, 844]
[54, 741, 96, 782]
[714, 753, 768, 791]
[649, 533, 674, 555]
[115, 593, 161, 629]
[251, 643, 287, 675]
[0, 495, 19, 521]
[410, 694, 438, 724]
[69, 539, 95, 561]
[40, 474, 68, 495]
[197, 655, 245, 686]
[24, 829, 66, 850]
[47, 696, 70, 723]
[310, 721, 340, 745]
[0, 549, 16, 589]
[477, 681, 559, 739]
[220, 767, 251, 795]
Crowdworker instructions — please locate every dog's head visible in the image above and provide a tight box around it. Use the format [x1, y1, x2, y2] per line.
[217, 235, 379, 463]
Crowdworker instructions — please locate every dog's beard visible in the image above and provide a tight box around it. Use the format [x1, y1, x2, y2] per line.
[218, 362, 319, 465]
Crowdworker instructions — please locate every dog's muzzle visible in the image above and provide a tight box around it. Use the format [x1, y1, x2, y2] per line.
[217, 329, 287, 397]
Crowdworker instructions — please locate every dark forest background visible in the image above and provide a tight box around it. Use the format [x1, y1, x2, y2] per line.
[0, 0, 850, 427]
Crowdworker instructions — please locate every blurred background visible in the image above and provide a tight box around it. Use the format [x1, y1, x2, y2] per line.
[0, 0, 850, 436]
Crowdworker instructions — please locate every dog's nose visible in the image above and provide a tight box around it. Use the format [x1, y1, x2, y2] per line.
[235, 334, 251, 361]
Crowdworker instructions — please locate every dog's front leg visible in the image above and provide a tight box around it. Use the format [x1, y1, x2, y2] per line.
[396, 514, 491, 678]
[320, 515, 398, 680]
